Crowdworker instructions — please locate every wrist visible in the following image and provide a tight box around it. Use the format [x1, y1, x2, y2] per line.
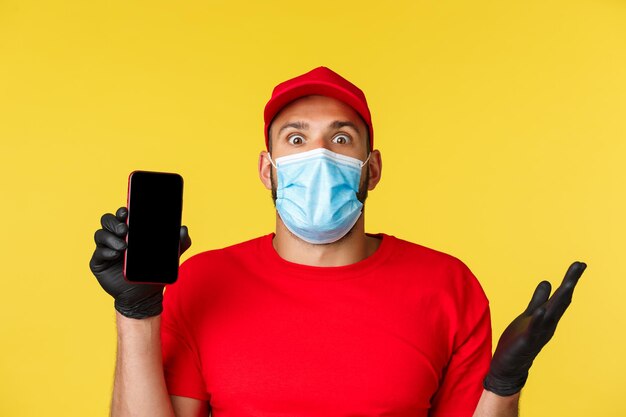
[114, 292, 163, 319]
[473, 390, 520, 417]
[115, 311, 162, 352]
[483, 371, 528, 397]
[115, 310, 161, 330]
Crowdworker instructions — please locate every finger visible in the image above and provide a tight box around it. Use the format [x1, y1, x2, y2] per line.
[528, 306, 547, 333]
[115, 206, 128, 222]
[89, 246, 123, 273]
[544, 261, 587, 322]
[524, 281, 551, 315]
[550, 261, 587, 304]
[94, 228, 127, 251]
[101, 213, 127, 237]
[558, 261, 587, 292]
[92, 246, 123, 263]
[180, 225, 192, 254]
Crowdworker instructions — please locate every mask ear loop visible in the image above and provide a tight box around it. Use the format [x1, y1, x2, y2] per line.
[266, 153, 278, 169]
[360, 153, 371, 168]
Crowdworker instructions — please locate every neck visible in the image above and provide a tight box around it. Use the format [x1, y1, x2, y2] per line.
[272, 214, 380, 267]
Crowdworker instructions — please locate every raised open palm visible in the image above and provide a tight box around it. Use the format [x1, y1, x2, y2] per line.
[484, 261, 587, 396]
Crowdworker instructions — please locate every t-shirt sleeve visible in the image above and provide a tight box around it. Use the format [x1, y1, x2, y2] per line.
[429, 264, 492, 417]
[161, 259, 211, 401]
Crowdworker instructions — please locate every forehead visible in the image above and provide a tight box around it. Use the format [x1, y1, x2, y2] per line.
[270, 95, 365, 132]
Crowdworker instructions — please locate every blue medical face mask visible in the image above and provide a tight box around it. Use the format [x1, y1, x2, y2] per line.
[268, 148, 370, 245]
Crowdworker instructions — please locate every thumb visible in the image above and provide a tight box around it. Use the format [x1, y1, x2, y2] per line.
[180, 225, 192, 255]
[524, 280, 551, 315]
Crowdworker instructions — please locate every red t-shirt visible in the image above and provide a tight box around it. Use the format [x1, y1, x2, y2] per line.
[161, 233, 491, 417]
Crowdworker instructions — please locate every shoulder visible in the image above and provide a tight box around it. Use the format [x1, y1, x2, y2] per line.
[180, 234, 270, 271]
[384, 235, 490, 330]
[381, 234, 487, 300]
[384, 234, 473, 276]
[171, 234, 271, 290]
[163, 235, 271, 320]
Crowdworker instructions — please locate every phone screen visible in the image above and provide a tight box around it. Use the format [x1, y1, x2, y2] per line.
[123, 171, 184, 284]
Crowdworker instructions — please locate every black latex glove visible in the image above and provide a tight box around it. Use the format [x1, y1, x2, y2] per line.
[483, 261, 587, 396]
[89, 206, 192, 319]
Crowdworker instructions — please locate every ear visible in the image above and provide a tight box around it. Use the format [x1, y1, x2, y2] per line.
[366, 149, 382, 190]
[258, 151, 273, 190]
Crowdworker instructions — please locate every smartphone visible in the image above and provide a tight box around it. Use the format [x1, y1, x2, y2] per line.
[123, 170, 184, 284]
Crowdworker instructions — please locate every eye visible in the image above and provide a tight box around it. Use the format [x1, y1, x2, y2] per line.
[332, 134, 351, 145]
[287, 134, 306, 145]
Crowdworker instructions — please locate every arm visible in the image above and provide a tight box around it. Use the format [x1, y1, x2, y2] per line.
[472, 391, 519, 417]
[112, 313, 208, 417]
[474, 261, 587, 416]
[90, 207, 205, 417]
[112, 313, 175, 416]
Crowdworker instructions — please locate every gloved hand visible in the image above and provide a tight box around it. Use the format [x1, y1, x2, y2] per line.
[89, 206, 192, 319]
[483, 261, 587, 396]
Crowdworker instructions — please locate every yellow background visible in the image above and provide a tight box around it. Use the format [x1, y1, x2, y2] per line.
[1, 0, 624, 415]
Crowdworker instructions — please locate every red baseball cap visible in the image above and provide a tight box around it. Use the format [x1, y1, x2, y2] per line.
[263, 66, 373, 150]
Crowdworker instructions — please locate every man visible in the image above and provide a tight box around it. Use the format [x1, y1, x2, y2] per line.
[90, 67, 586, 417]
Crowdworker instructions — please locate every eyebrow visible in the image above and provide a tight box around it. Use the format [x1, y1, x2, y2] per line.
[278, 121, 309, 135]
[277, 120, 361, 135]
[329, 120, 360, 133]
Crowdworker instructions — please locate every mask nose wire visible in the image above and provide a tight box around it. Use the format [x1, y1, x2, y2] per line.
[269, 152, 370, 169]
